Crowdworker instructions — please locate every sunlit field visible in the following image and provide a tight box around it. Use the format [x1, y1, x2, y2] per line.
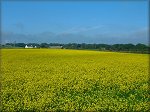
[1, 49, 149, 111]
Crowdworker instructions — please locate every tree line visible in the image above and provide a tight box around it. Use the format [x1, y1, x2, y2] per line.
[1, 42, 149, 54]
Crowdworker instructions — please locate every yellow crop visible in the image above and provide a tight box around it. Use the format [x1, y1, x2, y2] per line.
[1, 49, 149, 111]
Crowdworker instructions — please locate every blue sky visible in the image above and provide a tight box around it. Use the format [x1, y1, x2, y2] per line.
[1, 1, 149, 44]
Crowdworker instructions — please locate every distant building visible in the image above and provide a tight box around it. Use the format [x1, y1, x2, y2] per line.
[49, 46, 63, 49]
[25, 45, 33, 48]
[100, 47, 106, 51]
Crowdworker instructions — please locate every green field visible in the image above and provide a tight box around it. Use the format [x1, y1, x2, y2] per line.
[1, 49, 149, 111]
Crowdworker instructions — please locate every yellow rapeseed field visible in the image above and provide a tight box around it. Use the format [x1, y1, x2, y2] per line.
[1, 49, 149, 111]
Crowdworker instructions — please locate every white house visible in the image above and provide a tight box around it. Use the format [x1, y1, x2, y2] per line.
[25, 45, 33, 48]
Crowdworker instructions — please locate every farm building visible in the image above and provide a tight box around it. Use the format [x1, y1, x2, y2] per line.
[25, 45, 37, 48]
[49, 46, 63, 49]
